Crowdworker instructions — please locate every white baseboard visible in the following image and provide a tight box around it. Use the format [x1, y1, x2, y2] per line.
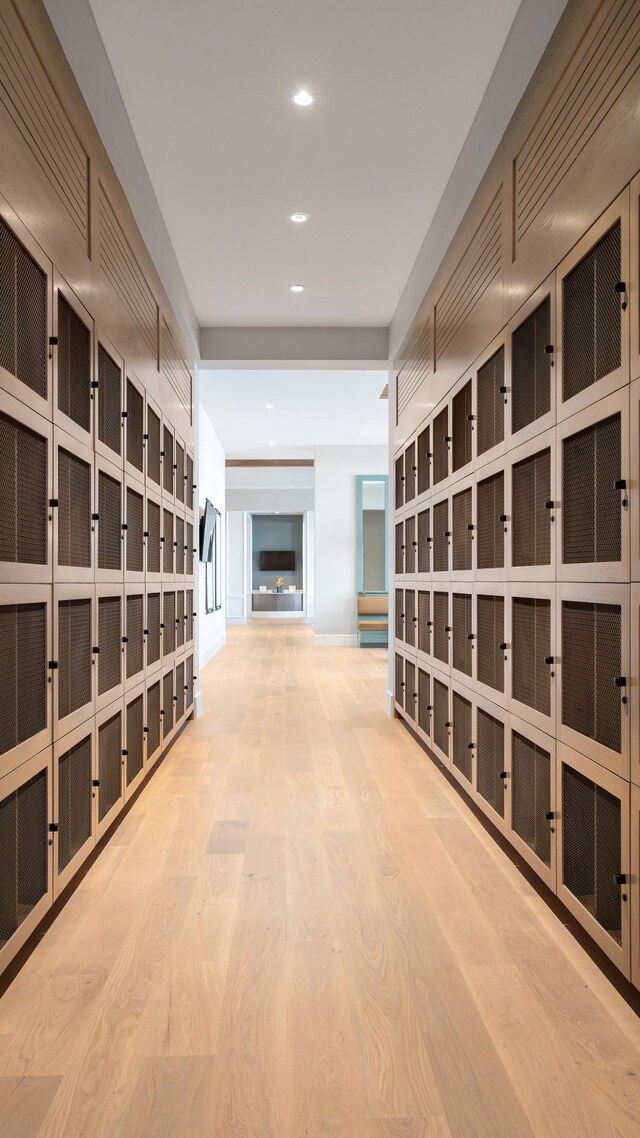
[385, 688, 394, 717]
[313, 633, 358, 647]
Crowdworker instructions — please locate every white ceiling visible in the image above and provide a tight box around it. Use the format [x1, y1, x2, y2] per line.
[88, 0, 522, 328]
[200, 369, 388, 456]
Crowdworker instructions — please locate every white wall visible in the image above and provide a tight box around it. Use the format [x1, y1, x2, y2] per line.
[226, 464, 314, 513]
[197, 397, 227, 671]
[314, 445, 388, 645]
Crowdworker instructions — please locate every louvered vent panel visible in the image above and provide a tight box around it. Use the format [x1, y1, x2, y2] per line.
[57, 447, 91, 568]
[0, 412, 47, 565]
[176, 590, 185, 649]
[98, 471, 121, 571]
[98, 595, 121, 697]
[433, 678, 449, 757]
[175, 515, 185, 575]
[477, 709, 504, 817]
[175, 661, 185, 722]
[396, 318, 431, 423]
[435, 192, 502, 363]
[186, 589, 194, 642]
[395, 522, 404, 575]
[433, 500, 449, 573]
[512, 449, 551, 567]
[163, 509, 174, 574]
[395, 455, 404, 510]
[476, 472, 504, 570]
[563, 222, 621, 401]
[562, 762, 621, 945]
[147, 680, 160, 756]
[405, 661, 416, 721]
[433, 591, 449, 666]
[126, 487, 144, 573]
[162, 319, 192, 424]
[0, 603, 46, 755]
[418, 668, 430, 735]
[186, 523, 194, 576]
[562, 601, 621, 753]
[185, 655, 194, 709]
[477, 347, 504, 456]
[477, 594, 504, 693]
[417, 427, 430, 495]
[405, 590, 416, 648]
[512, 297, 551, 435]
[57, 294, 90, 432]
[405, 442, 416, 503]
[417, 509, 430, 574]
[433, 408, 448, 486]
[163, 592, 176, 656]
[147, 499, 160, 574]
[98, 711, 121, 822]
[0, 217, 47, 398]
[97, 345, 121, 456]
[57, 734, 91, 872]
[126, 694, 144, 786]
[0, 768, 47, 948]
[58, 598, 91, 721]
[147, 407, 161, 485]
[452, 381, 472, 473]
[452, 691, 472, 782]
[417, 591, 430, 655]
[186, 456, 194, 511]
[511, 730, 551, 866]
[147, 593, 160, 666]
[126, 594, 144, 679]
[163, 426, 174, 494]
[512, 598, 551, 716]
[126, 380, 144, 473]
[563, 414, 621, 564]
[395, 653, 404, 707]
[452, 593, 472, 676]
[98, 186, 157, 359]
[452, 487, 472, 571]
[175, 442, 185, 504]
[405, 515, 416, 574]
[395, 589, 404, 642]
[163, 670, 174, 737]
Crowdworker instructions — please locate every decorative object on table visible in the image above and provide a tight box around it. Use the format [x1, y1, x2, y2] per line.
[274, 576, 284, 592]
[259, 585, 267, 593]
[288, 584, 296, 592]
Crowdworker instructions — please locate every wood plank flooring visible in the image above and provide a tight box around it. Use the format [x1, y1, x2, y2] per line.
[1, 620, 640, 1137]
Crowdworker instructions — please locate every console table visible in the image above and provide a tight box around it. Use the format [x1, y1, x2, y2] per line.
[252, 591, 303, 613]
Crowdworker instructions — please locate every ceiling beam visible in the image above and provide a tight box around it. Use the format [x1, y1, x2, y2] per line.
[226, 458, 315, 468]
[200, 326, 389, 369]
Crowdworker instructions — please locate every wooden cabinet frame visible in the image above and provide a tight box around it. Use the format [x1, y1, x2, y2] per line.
[95, 696, 124, 842]
[0, 583, 53, 778]
[53, 426, 94, 585]
[52, 271, 94, 450]
[506, 272, 557, 450]
[93, 329, 124, 467]
[0, 388, 53, 584]
[53, 719, 96, 897]
[506, 714, 557, 891]
[507, 425, 556, 583]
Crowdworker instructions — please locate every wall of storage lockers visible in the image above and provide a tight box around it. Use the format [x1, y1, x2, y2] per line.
[0, 0, 196, 978]
[392, 0, 640, 987]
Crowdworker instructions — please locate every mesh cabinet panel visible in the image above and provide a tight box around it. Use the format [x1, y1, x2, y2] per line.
[477, 346, 504, 456]
[563, 222, 621, 402]
[58, 598, 91, 721]
[186, 589, 194, 642]
[147, 499, 160, 574]
[395, 589, 404, 642]
[452, 380, 472, 473]
[185, 655, 194, 710]
[176, 590, 185, 650]
[147, 593, 161, 666]
[452, 691, 472, 782]
[405, 515, 416, 574]
[175, 661, 185, 721]
[512, 449, 551, 567]
[477, 471, 504, 570]
[512, 597, 551, 716]
[0, 217, 47, 399]
[126, 694, 144, 786]
[395, 455, 404, 510]
[186, 523, 194, 576]
[126, 487, 144, 573]
[433, 500, 449, 573]
[162, 670, 174, 737]
[452, 487, 472, 571]
[126, 379, 144, 473]
[395, 522, 404, 575]
[417, 508, 430, 573]
[452, 593, 472, 676]
[97, 345, 121, 456]
[418, 668, 430, 735]
[417, 427, 430, 495]
[477, 594, 504, 693]
[433, 678, 449, 757]
[417, 590, 431, 655]
[0, 603, 47, 756]
[147, 680, 160, 757]
[0, 413, 47, 566]
[562, 414, 621, 565]
[163, 592, 176, 656]
[405, 590, 416, 648]
[562, 601, 621, 753]
[126, 594, 144, 679]
[477, 709, 504, 817]
[98, 595, 121, 697]
[147, 406, 161, 485]
[163, 426, 174, 495]
[186, 456, 194, 510]
[433, 408, 448, 486]
[511, 730, 551, 866]
[562, 763, 621, 944]
[98, 711, 121, 822]
[395, 653, 404, 707]
[57, 734, 91, 873]
[163, 509, 174, 574]
[0, 768, 47, 948]
[433, 591, 449, 665]
[512, 296, 551, 435]
[405, 660, 416, 720]
[98, 471, 121, 571]
[57, 294, 90, 432]
[175, 515, 185, 575]
[58, 448, 91, 568]
[405, 441, 416, 503]
[175, 442, 185, 504]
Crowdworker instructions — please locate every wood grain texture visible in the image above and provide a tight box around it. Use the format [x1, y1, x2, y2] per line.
[0, 622, 639, 1137]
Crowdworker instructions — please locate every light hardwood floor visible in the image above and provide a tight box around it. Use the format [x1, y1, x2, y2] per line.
[1, 621, 640, 1137]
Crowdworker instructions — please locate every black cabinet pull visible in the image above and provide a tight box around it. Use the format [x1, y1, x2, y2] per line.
[614, 281, 628, 310]
[545, 811, 554, 820]
[614, 676, 626, 687]
[615, 873, 627, 885]
[544, 655, 554, 665]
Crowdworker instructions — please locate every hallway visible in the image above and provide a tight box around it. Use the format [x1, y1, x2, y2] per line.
[0, 622, 638, 1136]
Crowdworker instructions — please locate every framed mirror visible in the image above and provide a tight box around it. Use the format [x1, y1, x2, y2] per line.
[356, 475, 388, 593]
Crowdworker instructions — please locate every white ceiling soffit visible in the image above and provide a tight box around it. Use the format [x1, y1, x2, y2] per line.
[86, 0, 524, 329]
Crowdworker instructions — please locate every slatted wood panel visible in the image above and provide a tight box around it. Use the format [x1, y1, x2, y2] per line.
[435, 191, 502, 364]
[98, 183, 158, 359]
[396, 316, 431, 423]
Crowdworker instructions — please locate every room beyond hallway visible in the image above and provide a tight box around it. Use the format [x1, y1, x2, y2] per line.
[1, 622, 639, 1137]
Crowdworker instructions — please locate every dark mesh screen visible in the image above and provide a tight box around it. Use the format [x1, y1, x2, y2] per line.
[175, 441, 185, 504]
[147, 499, 161, 574]
[58, 734, 91, 872]
[477, 709, 504, 817]
[405, 514, 416, 575]
[186, 589, 194, 642]
[452, 487, 472, 571]
[452, 691, 472, 782]
[562, 414, 621, 565]
[433, 407, 448, 485]
[163, 508, 174, 575]
[186, 455, 194, 510]
[163, 592, 176, 656]
[395, 653, 404, 707]
[477, 594, 504, 693]
[512, 597, 551, 716]
[417, 426, 430, 495]
[176, 590, 185, 649]
[147, 593, 161, 666]
[0, 602, 47, 755]
[97, 344, 121, 456]
[175, 514, 185, 575]
[147, 406, 161, 485]
[405, 660, 416, 721]
[511, 730, 551, 867]
[405, 441, 416, 503]
[563, 221, 621, 402]
[477, 471, 504, 570]
[405, 590, 416, 648]
[395, 454, 404, 510]
[126, 593, 144, 679]
[58, 447, 91, 568]
[0, 217, 47, 399]
[98, 471, 121, 571]
[562, 601, 621, 753]
[512, 296, 551, 435]
[395, 588, 404, 642]
[434, 678, 449, 757]
[98, 711, 121, 822]
[163, 425, 174, 494]
[418, 668, 430, 735]
[126, 487, 144, 573]
[147, 680, 161, 757]
[395, 522, 404, 575]
[562, 762, 621, 944]
[452, 592, 472, 676]
[126, 379, 144, 473]
[433, 591, 449, 665]
[0, 413, 47, 566]
[57, 293, 90, 432]
[186, 523, 194, 576]
[477, 346, 504, 456]
[58, 598, 91, 721]
[417, 590, 430, 655]
[0, 767, 48, 947]
[433, 499, 449, 573]
[452, 380, 472, 473]
[512, 448, 551, 567]
[98, 595, 121, 697]
[417, 508, 430, 573]
[126, 694, 144, 786]
[185, 655, 194, 710]
[163, 670, 174, 737]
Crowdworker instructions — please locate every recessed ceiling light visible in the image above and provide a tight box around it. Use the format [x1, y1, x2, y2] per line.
[290, 212, 309, 224]
[268, 441, 275, 446]
[266, 403, 274, 409]
[293, 90, 313, 106]
[290, 284, 305, 293]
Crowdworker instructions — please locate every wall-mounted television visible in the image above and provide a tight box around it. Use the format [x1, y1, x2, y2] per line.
[199, 498, 215, 562]
[259, 550, 295, 571]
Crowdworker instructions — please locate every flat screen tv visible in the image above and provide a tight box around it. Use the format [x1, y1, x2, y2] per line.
[199, 499, 215, 562]
[259, 550, 295, 571]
